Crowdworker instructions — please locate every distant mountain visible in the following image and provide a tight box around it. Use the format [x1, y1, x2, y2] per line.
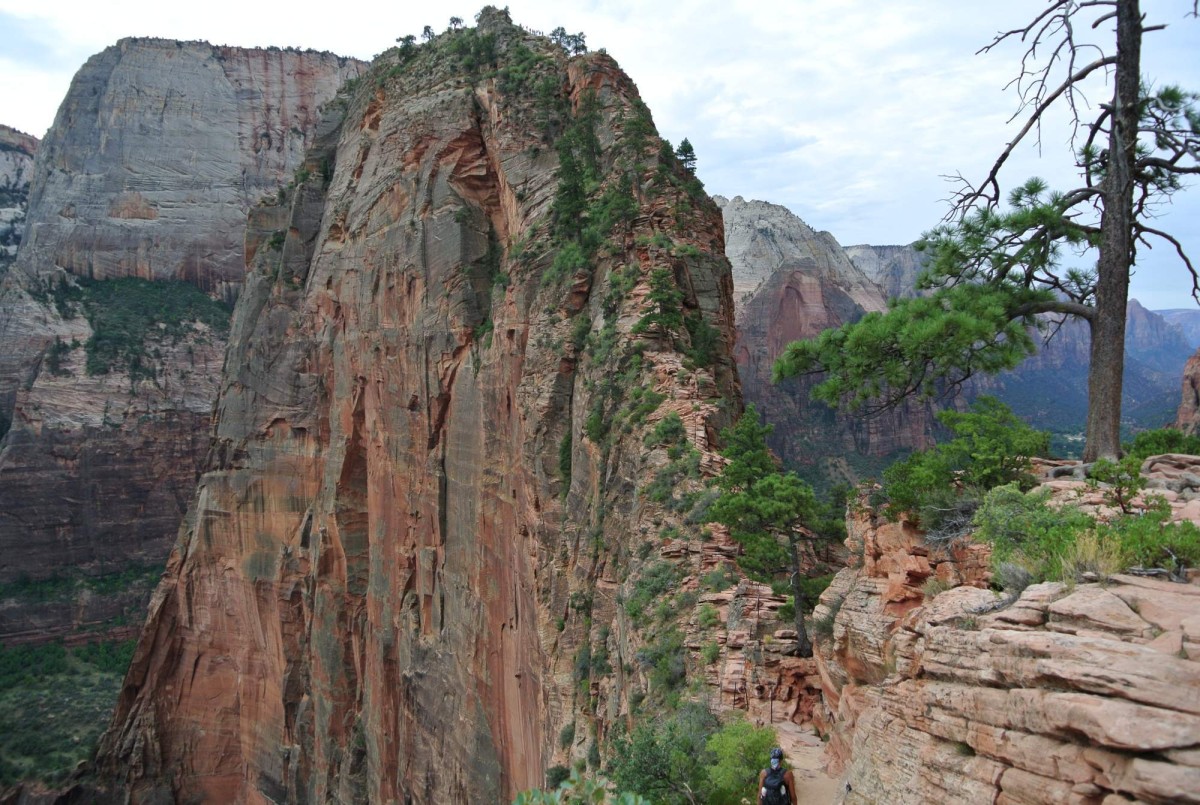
[728, 211, 1195, 468]
[1155, 308, 1200, 348]
[717, 196, 938, 483]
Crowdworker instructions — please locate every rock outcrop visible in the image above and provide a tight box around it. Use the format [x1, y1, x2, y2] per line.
[93, 12, 740, 803]
[0, 125, 37, 280]
[718, 196, 937, 475]
[0, 40, 365, 642]
[814, 496, 1200, 804]
[1176, 349, 1200, 434]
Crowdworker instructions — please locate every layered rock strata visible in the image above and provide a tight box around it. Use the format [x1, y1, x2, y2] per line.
[718, 196, 938, 473]
[0, 41, 365, 640]
[814, 497, 1200, 804]
[94, 12, 739, 802]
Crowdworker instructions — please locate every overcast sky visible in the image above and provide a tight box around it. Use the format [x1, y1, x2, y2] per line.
[2, 0, 1198, 310]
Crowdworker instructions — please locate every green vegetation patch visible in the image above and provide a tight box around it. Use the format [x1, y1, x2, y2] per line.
[59, 276, 232, 379]
[0, 564, 162, 602]
[0, 640, 136, 786]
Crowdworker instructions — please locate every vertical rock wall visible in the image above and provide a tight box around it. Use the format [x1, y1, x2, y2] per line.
[0, 41, 365, 642]
[96, 12, 740, 803]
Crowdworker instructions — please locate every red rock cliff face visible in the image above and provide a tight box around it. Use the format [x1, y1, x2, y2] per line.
[95, 12, 738, 803]
[1175, 348, 1200, 434]
[0, 41, 364, 643]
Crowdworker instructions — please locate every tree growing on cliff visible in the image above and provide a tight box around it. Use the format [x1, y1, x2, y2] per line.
[674, 139, 697, 174]
[774, 0, 1200, 461]
[708, 405, 818, 657]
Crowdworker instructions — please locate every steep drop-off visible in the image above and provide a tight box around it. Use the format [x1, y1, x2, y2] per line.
[719, 196, 937, 479]
[0, 41, 364, 643]
[95, 12, 739, 802]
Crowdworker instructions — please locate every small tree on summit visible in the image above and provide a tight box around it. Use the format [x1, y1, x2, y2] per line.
[773, 0, 1200, 461]
[422, 25, 435, 41]
[675, 138, 697, 174]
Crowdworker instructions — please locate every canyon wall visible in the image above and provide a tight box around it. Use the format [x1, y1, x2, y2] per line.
[93, 11, 741, 802]
[719, 196, 938, 479]
[0, 41, 364, 642]
[0, 125, 37, 280]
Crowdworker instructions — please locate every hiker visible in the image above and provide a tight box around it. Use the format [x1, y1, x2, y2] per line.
[758, 747, 798, 805]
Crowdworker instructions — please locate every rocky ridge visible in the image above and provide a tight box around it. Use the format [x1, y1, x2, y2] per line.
[813, 475, 1200, 804]
[0, 41, 365, 643]
[92, 12, 742, 802]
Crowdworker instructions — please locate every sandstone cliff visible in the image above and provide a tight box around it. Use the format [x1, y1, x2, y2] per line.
[0, 125, 37, 283]
[718, 196, 937, 478]
[813, 496, 1200, 804]
[94, 11, 740, 802]
[1175, 348, 1200, 434]
[0, 41, 365, 642]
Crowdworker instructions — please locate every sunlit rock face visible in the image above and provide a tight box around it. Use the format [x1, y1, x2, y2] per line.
[0, 40, 365, 643]
[94, 11, 741, 803]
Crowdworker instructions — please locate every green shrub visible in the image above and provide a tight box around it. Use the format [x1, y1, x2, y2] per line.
[972, 484, 1093, 581]
[697, 603, 720, 629]
[560, 721, 576, 749]
[636, 628, 686, 693]
[644, 412, 685, 448]
[1087, 456, 1147, 514]
[1100, 500, 1200, 571]
[63, 276, 232, 379]
[884, 397, 1048, 524]
[704, 716, 778, 805]
[797, 573, 836, 604]
[625, 562, 682, 623]
[1123, 427, 1200, 460]
[701, 641, 720, 664]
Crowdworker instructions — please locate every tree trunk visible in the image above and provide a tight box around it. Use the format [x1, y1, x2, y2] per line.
[1083, 0, 1141, 462]
[789, 539, 813, 658]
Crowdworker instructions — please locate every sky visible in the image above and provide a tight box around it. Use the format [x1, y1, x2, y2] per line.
[1, 0, 1198, 310]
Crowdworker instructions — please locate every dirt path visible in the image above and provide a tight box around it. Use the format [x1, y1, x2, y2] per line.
[773, 722, 842, 803]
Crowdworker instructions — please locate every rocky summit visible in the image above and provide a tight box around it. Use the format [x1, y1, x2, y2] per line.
[91, 10, 739, 802]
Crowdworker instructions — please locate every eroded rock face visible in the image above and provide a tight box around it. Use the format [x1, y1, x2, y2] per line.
[1176, 349, 1200, 434]
[0, 41, 364, 641]
[0, 124, 37, 280]
[95, 13, 739, 803]
[843, 243, 926, 303]
[718, 196, 937, 471]
[814, 502, 1200, 805]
